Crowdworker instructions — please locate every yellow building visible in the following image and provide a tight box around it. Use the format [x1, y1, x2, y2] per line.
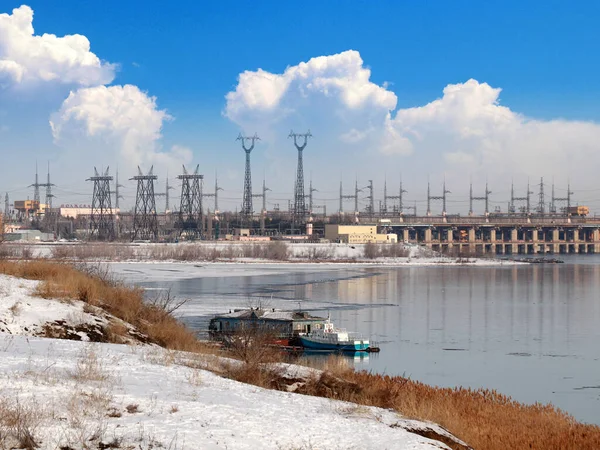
[324, 224, 397, 244]
[14, 200, 41, 216]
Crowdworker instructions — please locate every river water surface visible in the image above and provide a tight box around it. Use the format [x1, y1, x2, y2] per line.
[112, 256, 600, 425]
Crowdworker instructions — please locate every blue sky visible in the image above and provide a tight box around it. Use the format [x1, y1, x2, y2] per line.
[2, 1, 600, 213]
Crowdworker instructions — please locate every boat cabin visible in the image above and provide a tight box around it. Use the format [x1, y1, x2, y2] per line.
[209, 308, 327, 338]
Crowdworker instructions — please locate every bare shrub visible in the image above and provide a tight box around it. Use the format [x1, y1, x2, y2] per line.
[125, 403, 140, 414]
[219, 245, 242, 259]
[147, 287, 189, 315]
[64, 387, 113, 448]
[0, 244, 33, 260]
[264, 241, 289, 261]
[363, 242, 379, 259]
[306, 246, 334, 260]
[225, 324, 281, 368]
[378, 243, 411, 258]
[0, 396, 44, 449]
[70, 345, 108, 382]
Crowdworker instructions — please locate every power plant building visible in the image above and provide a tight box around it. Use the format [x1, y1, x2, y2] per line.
[325, 224, 397, 244]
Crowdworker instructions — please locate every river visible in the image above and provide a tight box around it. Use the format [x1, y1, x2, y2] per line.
[111, 256, 600, 425]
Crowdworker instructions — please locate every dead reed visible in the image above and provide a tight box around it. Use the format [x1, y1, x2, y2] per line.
[293, 356, 600, 450]
[0, 260, 203, 352]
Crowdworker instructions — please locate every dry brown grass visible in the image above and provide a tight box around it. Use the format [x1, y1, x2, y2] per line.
[0, 259, 203, 352]
[290, 356, 600, 450]
[0, 396, 44, 449]
[221, 351, 600, 449]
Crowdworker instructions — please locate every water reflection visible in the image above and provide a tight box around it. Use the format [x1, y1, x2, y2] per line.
[135, 261, 600, 424]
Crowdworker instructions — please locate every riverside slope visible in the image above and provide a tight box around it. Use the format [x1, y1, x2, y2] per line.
[0, 273, 464, 449]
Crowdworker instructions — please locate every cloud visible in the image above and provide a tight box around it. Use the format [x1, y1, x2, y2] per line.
[225, 50, 397, 146]
[386, 79, 600, 186]
[0, 5, 115, 88]
[50, 85, 192, 172]
[0, 4, 191, 201]
[225, 51, 600, 194]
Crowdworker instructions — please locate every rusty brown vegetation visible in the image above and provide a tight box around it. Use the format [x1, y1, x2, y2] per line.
[0, 259, 202, 352]
[1, 259, 600, 449]
[229, 355, 600, 450]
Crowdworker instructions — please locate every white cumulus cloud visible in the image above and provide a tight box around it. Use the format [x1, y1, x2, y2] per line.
[386, 79, 600, 187]
[0, 5, 115, 88]
[225, 51, 600, 195]
[225, 50, 397, 146]
[50, 85, 192, 173]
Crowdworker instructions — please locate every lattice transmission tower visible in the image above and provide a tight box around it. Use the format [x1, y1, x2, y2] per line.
[238, 133, 260, 222]
[177, 165, 203, 239]
[537, 177, 546, 214]
[87, 167, 115, 241]
[131, 167, 158, 241]
[289, 130, 312, 225]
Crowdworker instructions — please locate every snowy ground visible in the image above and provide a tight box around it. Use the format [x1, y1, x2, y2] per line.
[0, 273, 467, 449]
[0, 274, 145, 344]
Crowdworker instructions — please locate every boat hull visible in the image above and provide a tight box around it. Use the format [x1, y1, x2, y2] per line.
[299, 336, 369, 352]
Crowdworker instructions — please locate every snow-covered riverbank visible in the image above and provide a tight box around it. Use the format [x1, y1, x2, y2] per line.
[0, 273, 465, 449]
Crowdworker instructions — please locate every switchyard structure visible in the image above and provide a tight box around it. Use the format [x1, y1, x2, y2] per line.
[238, 133, 260, 222]
[339, 179, 361, 217]
[131, 167, 158, 241]
[87, 167, 115, 241]
[551, 181, 572, 213]
[510, 180, 533, 214]
[7, 133, 600, 252]
[29, 162, 54, 215]
[203, 174, 223, 213]
[289, 130, 312, 225]
[306, 179, 317, 215]
[177, 165, 203, 239]
[252, 178, 271, 233]
[111, 168, 124, 210]
[383, 178, 408, 216]
[537, 177, 546, 214]
[469, 182, 491, 216]
[365, 180, 374, 218]
[427, 179, 450, 216]
[155, 174, 174, 212]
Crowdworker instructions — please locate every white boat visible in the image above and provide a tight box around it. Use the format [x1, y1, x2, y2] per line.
[299, 319, 370, 351]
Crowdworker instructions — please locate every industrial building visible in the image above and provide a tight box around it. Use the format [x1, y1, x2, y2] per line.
[324, 224, 398, 244]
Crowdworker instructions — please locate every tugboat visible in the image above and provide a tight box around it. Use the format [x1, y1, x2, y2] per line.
[298, 318, 370, 352]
